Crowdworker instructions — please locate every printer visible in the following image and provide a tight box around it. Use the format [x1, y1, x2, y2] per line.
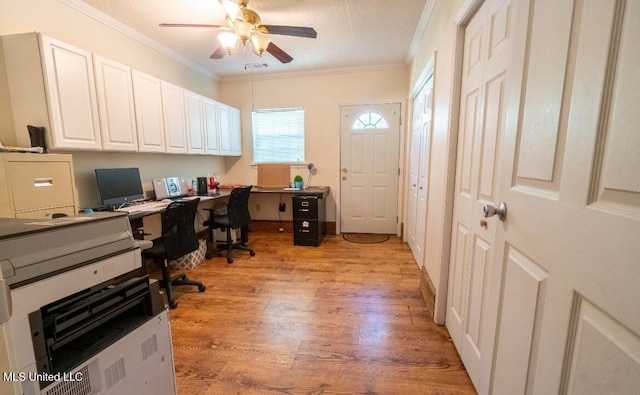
[0, 213, 176, 395]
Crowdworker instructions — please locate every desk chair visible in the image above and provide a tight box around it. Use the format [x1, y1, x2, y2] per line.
[204, 185, 255, 264]
[143, 198, 206, 308]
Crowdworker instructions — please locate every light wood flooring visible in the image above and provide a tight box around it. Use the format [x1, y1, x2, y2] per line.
[163, 232, 476, 394]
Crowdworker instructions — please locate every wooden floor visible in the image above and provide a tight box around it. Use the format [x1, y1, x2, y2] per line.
[163, 232, 476, 394]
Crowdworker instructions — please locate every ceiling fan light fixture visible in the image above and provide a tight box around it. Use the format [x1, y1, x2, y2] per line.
[232, 19, 253, 45]
[218, 31, 239, 55]
[250, 32, 271, 57]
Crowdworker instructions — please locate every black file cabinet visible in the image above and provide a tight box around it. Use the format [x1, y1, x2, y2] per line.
[292, 195, 326, 246]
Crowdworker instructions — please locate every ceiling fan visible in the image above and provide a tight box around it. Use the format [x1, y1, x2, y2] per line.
[160, 0, 317, 64]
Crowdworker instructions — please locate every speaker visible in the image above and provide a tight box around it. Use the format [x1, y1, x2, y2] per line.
[197, 177, 208, 195]
[165, 177, 181, 197]
[152, 178, 169, 200]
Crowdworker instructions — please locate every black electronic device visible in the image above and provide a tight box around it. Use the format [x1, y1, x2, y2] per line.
[95, 168, 145, 207]
[197, 177, 208, 195]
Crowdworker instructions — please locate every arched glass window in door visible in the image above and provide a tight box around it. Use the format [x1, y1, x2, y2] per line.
[352, 111, 389, 129]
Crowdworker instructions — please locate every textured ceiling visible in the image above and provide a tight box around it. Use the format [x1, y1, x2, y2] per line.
[79, 0, 428, 78]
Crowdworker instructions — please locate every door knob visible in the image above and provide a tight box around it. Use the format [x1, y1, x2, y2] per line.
[342, 168, 348, 173]
[483, 202, 507, 221]
[342, 176, 347, 180]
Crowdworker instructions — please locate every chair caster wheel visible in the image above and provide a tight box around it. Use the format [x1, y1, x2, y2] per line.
[198, 285, 206, 292]
[169, 300, 178, 309]
[250, 251, 256, 256]
[227, 257, 233, 264]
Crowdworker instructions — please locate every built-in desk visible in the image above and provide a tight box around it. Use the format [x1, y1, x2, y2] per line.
[251, 186, 330, 198]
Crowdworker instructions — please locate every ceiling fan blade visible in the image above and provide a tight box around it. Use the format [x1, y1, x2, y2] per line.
[159, 23, 222, 28]
[210, 46, 227, 59]
[266, 42, 293, 64]
[262, 25, 317, 39]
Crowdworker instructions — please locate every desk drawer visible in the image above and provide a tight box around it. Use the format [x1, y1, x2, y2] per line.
[292, 196, 319, 219]
[7, 161, 75, 211]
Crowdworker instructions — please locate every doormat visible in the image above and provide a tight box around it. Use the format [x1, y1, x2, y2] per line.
[342, 233, 390, 244]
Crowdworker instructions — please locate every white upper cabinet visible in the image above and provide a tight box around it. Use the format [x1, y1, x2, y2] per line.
[2, 33, 102, 150]
[202, 98, 220, 155]
[229, 106, 242, 156]
[93, 55, 138, 151]
[161, 81, 188, 154]
[132, 70, 165, 153]
[218, 103, 242, 156]
[184, 90, 205, 154]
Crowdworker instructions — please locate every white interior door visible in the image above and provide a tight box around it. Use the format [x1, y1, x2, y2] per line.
[340, 103, 401, 234]
[490, 0, 640, 393]
[446, 0, 514, 392]
[407, 77, 433, 264]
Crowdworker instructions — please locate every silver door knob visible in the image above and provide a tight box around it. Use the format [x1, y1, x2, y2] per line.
[483, 202, 507, 221]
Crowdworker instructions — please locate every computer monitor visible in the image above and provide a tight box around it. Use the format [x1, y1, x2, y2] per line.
[95, 168, 145, 207]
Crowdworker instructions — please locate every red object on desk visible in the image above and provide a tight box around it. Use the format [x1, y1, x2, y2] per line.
[218, 184, 243, 189]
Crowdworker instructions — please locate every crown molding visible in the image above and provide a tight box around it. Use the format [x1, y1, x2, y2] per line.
[220, 62, 409, 83]
[58, 0, 219, 80]
[405, 0, 437, 64]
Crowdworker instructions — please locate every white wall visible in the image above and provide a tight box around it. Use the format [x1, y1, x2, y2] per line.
[408, 0, 465, 323]
[0, 0, 227, 210]
[220, 67, 410, 225]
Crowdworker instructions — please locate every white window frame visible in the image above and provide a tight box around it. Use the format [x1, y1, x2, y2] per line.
[252, 107, 305, 164]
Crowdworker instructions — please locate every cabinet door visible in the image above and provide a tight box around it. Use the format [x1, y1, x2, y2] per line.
[184, 91, 205, 154]
[161, 81, 188, 154]
[229, 106, 242, 156]
[218, 103, 233, 155]
[132, 70, 165, 153]
[218, 104, 242, 156]
[203, 98, 220, 155]
[94, 55, 138, 151]
[40, 35, 101, 150]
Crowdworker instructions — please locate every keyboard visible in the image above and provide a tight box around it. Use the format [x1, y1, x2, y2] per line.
[117, 201, 169, 214]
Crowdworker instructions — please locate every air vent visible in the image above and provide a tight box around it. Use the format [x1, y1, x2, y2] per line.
[44, 366, 91, 395]
[141, 334, 158, 361]
[104, 358, 125, 389]
[244, 63, 269, 70]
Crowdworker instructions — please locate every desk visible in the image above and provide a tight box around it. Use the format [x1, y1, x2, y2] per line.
[124, 193, 230, 240]
[251, 186, 330, 246]
[251, 186, 330, 199]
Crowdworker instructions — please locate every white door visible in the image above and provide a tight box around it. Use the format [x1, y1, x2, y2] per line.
[445, 0, 513, 392]
[93, 55, 138, 152]
[407, 76, 433, 264]
[340, 103, 401, 234]
[490, 0, 640, 393]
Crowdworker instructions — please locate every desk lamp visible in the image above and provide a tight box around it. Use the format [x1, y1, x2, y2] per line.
[305, 163, 317, 189]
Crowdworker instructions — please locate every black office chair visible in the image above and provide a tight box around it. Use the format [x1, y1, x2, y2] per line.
[143, 198, 206, 308]
[204, 186, 255, 264]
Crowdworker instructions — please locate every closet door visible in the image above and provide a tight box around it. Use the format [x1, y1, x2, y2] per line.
[407, 75, 433, 265]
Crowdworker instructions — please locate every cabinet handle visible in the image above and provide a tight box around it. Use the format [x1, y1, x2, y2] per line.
[34, 177, 53, 187]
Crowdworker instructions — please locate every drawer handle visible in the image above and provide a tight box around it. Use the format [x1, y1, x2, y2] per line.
[300, 209, 310, 212]
[34, 177, 53, 187]
[301, 202, 309, 207]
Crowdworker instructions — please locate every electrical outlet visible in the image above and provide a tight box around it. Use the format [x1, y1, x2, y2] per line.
[278, 227, 285, 232]
[279, 203, 286, 212]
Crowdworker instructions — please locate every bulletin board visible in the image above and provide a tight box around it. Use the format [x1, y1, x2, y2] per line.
[257, 163, 291, 188]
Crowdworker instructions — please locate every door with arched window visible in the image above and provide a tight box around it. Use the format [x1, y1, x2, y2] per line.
[340, 103, 401, 234]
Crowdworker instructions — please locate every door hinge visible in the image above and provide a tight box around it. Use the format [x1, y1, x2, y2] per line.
[398, 168, 401, 175]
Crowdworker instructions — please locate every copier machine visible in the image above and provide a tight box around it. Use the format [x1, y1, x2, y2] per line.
[0, 212, 176, 395]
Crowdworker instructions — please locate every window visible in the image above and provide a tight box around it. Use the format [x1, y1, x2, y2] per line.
[252, 108, 305, 163]
[352, 111, 388, 129]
